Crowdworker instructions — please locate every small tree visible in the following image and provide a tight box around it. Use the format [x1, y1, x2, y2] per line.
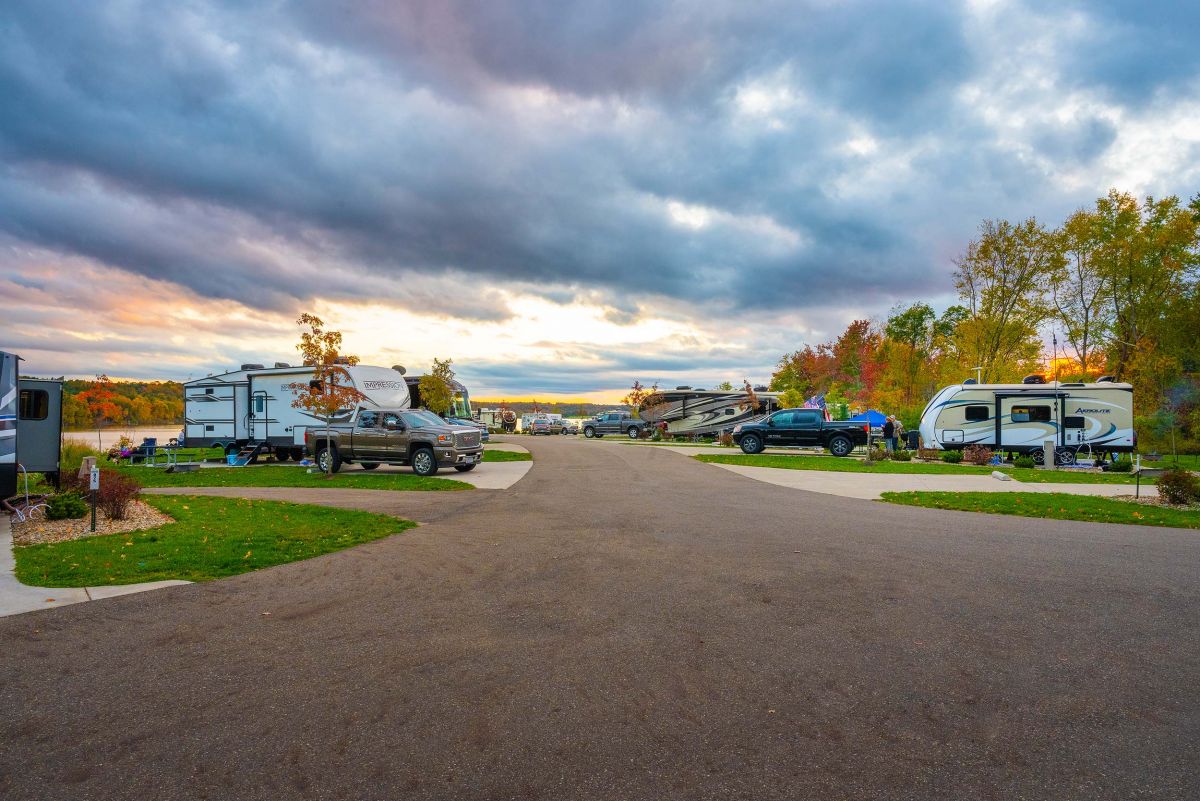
[288, 314, 366, 477]
[739, 380, 762, 413]
[418, 357, 455, 416]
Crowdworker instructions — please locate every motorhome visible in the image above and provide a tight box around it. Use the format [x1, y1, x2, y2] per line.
[184, 363, 416, 459]
[638, 386, 781, 438]
[0, 351, 16, 498]
[918, 376, 1134, 464]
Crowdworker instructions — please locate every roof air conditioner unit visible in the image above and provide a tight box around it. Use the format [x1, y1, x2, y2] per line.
[392, 365, 407, 375]
[1022, 374, 1047, 384]
[241, 363, 265, 370]
[1096, 375, 1114, 383]
[274, 362, 290, 368]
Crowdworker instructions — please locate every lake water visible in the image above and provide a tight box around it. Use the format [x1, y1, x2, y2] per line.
[65, 426, 185, 451]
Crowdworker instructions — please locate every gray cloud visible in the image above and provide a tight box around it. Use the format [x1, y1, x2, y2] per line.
[0, 0, 1197, 346]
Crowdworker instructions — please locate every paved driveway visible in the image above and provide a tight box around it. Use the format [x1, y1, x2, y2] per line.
[2, 437, 1197, 800]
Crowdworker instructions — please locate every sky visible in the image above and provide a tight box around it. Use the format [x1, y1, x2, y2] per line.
[2, 0, 1199, 401]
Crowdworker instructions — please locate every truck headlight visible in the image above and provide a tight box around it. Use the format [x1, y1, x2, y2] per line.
[732, 424, 743, 434]
[437, 434, 452, 443]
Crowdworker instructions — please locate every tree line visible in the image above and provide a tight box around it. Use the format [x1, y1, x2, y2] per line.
[62, 376, 184, 430]
[770, 189, 1200, 452]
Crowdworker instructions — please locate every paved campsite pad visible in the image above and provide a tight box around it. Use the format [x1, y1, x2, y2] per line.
[2, 436, 1198, 800]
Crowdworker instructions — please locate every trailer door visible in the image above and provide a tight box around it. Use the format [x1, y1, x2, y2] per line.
[996, 394, 1060, 452]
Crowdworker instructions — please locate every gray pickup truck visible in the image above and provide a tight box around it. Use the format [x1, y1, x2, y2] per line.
[582, 411, 645, 439]
[305, 408, 483, 476]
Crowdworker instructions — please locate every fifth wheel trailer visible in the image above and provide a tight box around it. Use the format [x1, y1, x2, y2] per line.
[917, 377, 1134, 464]
[183, 363, 477, 458]
[0, 351, 16, 498]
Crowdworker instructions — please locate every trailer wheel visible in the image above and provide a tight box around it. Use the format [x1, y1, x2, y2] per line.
[411, 447, 438, 476]
[1031, 448, 1045, 465]
[360, 462, 380, 470]
[275, 449, 290, 463]
[291, 447, 305, 462]
[740, 434, 763, 454]
[1055, 446, 1076, 466]
[827, 435, 853, 457]
[316, 445, 342, 474]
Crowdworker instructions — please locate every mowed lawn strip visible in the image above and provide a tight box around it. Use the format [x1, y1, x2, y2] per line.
[483, 449, 532, 462]
[114, 463, 470, 490]
[694, 453, 1141, 484]
[880, 491, 1200, 530]
[14, 495, 417, 587]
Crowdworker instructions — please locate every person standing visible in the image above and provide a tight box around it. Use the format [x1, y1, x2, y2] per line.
[882, 416, 896, 452]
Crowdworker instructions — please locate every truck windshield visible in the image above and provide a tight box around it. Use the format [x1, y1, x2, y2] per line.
[402, 409, 447, 427]
[450, 389, 473, 419]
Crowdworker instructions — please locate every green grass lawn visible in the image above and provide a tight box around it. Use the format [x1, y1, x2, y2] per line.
[14, 495, 417, 586]
[483, 449, 532, 462]
[694, 453, 1142, 484]
[880, 491, 1200, 530]
[114, 463, 469, 490]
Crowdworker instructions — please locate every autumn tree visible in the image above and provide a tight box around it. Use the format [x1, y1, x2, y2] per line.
[953, 218, 1056, 381]
[1047, 208, 1110, 376]
[418, 358, 456, 416]
[289, 313, 366, 477]
[884, 302, 937, 405]
[76, 374, 124, 449]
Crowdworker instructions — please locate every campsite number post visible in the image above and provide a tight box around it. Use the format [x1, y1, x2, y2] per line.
[89, 466, 99, 532]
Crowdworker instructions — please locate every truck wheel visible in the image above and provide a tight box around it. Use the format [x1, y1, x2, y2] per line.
[316, 445, 342, 474]
[584, 427, 596, 438]
[454, 464, 477, 472]
[360, 462, 380, 470]
[411, 447, 438, 476]
[828, 435, 852, 457]
[740, 434, 763, 454]
[627, 426, 640, 439]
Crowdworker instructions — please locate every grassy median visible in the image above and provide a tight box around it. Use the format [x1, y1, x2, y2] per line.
[482, 449, 532, 462]
[694, 453, 1142, 484]
[880, 491, 1199, 529]
[113, 463, 470, 490]
[14, 495, 417, 586]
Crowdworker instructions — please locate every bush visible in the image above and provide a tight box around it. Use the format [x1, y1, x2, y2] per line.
[941, 450, 963, 464]
[916, 448, 941, 461]
[1107, 459, 1133, 473]
[1014, 455, 1036, 469]
[891, 450, 913, 462]
[962, 445, 994, 466]
[1157, 469, 1200, 506]
[868, 446, 891, 461]
[45, 492, 88, 520]
[718, 432, 734, 447]
[97, 470, 142, 520]
[60, 440, 103, 474]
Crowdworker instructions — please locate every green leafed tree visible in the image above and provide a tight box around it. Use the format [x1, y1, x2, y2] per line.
[418, 358, 456, 416]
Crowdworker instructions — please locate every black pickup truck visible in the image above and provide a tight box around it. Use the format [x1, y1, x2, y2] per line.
[732, 408, 869, 456]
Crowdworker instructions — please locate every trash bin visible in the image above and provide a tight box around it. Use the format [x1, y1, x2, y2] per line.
[905, 431, 920, 450]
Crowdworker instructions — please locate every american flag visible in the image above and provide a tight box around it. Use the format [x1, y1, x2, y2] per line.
[803, 393, 832, 421]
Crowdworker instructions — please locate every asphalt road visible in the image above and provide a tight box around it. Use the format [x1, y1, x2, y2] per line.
[2, 437, 1198, 800]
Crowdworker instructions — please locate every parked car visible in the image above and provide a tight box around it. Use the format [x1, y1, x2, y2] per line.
[304, 408, 483, 476]
[731, 408, 869, 456]
[583, 411, 645, 439]
[528, 417, 563, 435]
[561, 421, 579, 435]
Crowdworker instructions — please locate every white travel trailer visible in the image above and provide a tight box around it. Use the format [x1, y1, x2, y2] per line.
[639, 386, 781, 437]
[183, 363, 413, 459]
[918, 376, 1135, 464]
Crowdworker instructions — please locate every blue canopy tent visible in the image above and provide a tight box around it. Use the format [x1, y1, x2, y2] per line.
[847, 409, 887, 427]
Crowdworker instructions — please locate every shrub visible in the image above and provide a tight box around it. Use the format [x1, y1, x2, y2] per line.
[869, 447, 891, 461]
[97, 470, 142, 520]
[1106, 459, 1133, 473]
[718, 432, 734, 447]
[1157, 469, 1200, 506]
[1014, 455, 1036, 469]
[916, 448, 941, 461]
[941, 450, 963, 464]
[891, 450, 913, 462]
[962, 445, 994, 466]
[45, 492, 88, 520]
[60, 440, 103, 474]
[650, 429, 663, 442]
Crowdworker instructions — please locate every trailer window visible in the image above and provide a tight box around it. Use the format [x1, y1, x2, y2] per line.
[18, 389, 48, 420]
[205, 388, 214, 395]
[1011, 405, 1051, 423]
[964, 405, 988, 422]
[1064, 415, 1085, 429]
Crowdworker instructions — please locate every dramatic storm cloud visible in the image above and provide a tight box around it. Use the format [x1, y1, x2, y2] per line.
[1, 0, 1198, 397]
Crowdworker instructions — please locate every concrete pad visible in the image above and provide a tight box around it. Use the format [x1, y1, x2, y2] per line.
[341, 458, 532, 490]
[0, 515, 191, 618]
[704, 462, 1157, 501]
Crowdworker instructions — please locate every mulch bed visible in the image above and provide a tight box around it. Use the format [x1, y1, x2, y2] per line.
[11, 500, 174, 547]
